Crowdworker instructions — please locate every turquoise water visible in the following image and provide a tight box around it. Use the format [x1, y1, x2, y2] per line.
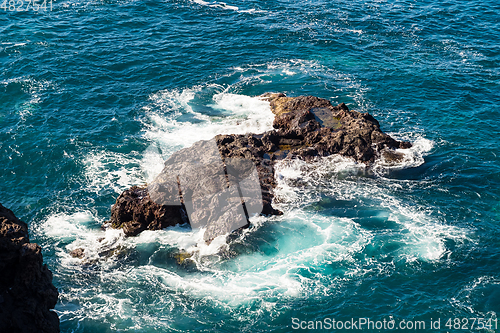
[1, 0, 500, 332]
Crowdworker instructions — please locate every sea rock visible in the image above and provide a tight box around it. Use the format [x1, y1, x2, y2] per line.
[109, 185, 186, 236]
[0, 203, 59, 333]
[108, 94, 412, 241]
[69, 248, 85, 259]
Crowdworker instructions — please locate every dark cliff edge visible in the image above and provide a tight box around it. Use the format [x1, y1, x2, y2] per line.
[0, 204, 59, 333]
[106, 94, 412, 243]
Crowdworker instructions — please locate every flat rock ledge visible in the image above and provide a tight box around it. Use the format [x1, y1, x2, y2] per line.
[107, 94, 411, 241]
[0, 203, 59, 333]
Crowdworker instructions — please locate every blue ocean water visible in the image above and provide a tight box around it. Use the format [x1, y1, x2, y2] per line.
[1, 0, 500, 332]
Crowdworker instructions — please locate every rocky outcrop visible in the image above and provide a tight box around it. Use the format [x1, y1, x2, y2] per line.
[107, 94, 411, 241]
[0, 203, 59, 333]
[110, 186, 186, 237]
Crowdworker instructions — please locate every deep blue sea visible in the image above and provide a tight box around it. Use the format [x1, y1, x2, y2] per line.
[1, 0, 500, 332]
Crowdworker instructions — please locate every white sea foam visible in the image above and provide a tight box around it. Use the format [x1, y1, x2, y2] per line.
[146, 86, 206, 120]
[48, 213, 326, 314]
[146, 89, 274, 139]
[273, 153, 470, 263]
[41, 211, 125, 266]
[126, 226, 201, 251]
[228, 59, 372, 112]
[82, 88, 235, 192]
[47, 209, 375, 315]
[1, 77, 54, 119]
[43, 211, 95, 240]
[141, 87, 274, 162]
[373, 135, 434, 174]
[83, 150, 145, 194]
[140, 144, 167, 182]
[190, 0, 266, 13]
[450, 276, 500, 316]
[115, 212, 377, 306]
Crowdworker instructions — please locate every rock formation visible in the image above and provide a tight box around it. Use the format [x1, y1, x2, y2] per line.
[107, 94, 411, 242]
[0, 203, 59, 333]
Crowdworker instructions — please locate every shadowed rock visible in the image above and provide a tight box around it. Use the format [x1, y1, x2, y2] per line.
[0, 203, 59, 333]
[107, 94, 412, 242]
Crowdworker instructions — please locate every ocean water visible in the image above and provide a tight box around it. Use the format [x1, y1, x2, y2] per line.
[1, 0, 499, 332]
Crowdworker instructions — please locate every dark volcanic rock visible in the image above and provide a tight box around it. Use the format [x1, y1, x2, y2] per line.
[109, 185, 187, 237]
[108, 94, 411, 241]
[0, 203, 59, 333]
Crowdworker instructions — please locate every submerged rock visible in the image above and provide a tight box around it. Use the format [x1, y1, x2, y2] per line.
[69, 248, 85, 259]
[108, 94, 411, 242]
[0, 203, 59, 333]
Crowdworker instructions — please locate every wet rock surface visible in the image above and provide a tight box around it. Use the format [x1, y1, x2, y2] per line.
[108, 94, 411, 241]
[109, 185, 186, 237]
[0, 203, 59, 333]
